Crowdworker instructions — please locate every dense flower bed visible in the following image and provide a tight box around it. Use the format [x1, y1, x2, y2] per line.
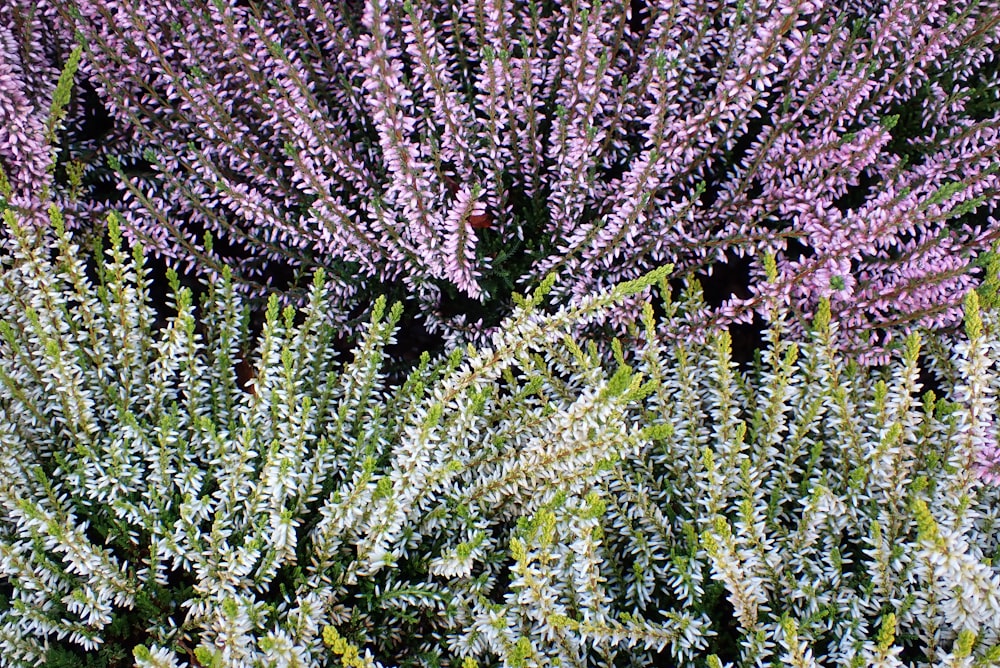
[2, 1, 1000, 666]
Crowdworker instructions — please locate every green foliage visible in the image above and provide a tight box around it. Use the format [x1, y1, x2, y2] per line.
[46, 44, 83, 149]
[0, 206, 998, 667]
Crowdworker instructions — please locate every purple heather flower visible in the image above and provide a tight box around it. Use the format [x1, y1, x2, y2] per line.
[15, 0, 996, 357]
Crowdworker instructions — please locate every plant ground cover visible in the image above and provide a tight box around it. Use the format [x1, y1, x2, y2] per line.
[2, 1, 1000, 666]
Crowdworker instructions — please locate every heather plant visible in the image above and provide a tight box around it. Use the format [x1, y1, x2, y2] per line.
[0, 3, 116, 236]
[2, 203, 999, 668]
[29, 0, 1000, 357]
[0, 201, 675, 667]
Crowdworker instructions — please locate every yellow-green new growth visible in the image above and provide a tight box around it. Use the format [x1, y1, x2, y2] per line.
[323, 626, 378, 668]
[46, 45, 84, 148]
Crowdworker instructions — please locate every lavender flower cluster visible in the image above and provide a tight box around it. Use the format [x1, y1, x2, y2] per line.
[3, 0, 998, 357]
